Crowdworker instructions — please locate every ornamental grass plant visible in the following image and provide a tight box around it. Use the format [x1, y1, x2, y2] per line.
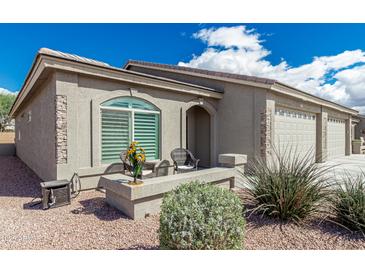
[329, 172, 365, 233]
[244, 147, 333, 223]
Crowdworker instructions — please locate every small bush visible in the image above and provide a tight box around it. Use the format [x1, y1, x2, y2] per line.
[329, 174, 365, 232]
[159, 181, 245, 250]
[244, 148, 332, 222]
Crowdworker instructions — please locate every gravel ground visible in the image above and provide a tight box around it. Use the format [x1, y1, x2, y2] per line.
[1, 156, 364, 250]
[0, 156, 159, 250]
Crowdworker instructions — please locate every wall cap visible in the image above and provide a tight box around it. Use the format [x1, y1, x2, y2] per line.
[218, 154, 247, 166]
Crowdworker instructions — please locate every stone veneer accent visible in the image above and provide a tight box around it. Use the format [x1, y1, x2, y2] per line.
[55, 95, 67, 164]
[260, 106, 273, 159]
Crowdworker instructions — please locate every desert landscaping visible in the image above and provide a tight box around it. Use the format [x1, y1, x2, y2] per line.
[1, 156, 364, 250]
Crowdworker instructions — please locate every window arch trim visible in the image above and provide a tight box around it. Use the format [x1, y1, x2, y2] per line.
[101, 96, 160, 113]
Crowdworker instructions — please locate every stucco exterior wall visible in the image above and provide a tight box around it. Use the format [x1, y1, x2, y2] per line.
[215, 83, 267, 160]
[128, 66, 275, 161]
[15, 75, 57, 181]
[54, 71, 219, 188]
[127, 67, 269, 160]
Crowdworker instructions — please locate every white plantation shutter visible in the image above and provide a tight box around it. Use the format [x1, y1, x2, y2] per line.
[134, 112, 159, 160]
[101, 110, 131, 163]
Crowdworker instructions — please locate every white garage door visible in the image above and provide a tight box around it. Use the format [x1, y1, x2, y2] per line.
[327, 117, 346, 160]
[274, 107, 316, 161]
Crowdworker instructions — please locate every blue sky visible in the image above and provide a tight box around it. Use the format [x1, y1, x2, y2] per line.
[1, 24, 365, 111]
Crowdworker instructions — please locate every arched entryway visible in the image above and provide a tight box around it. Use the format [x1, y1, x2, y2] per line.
[186, 105, 211, 167]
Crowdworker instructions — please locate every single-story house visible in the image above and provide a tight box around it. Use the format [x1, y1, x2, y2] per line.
[9, 48, 359, 189]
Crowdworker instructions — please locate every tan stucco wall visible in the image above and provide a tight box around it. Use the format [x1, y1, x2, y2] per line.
[215, 83, 267, 159]
[54, 71, 220, 188]
[127, 67, 269, 160]
[15, 75, 57, 181]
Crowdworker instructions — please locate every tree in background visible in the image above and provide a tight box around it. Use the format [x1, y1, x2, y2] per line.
[0, 93, 16, 132]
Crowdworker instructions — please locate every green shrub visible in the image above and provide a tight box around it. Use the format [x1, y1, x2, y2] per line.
[244, 148, 332, 222]
[329, 174, 365, 232]
[159, 181, 245, 250]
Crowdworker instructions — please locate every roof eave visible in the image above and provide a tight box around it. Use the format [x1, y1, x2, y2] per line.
[271, 82, 358, 115]
[125, 61, 274, 90]
[10, 55, 223, 117]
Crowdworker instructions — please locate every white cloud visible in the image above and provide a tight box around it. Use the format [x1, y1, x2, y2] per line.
[179, 25, 365, 112]
[193, 25, 263, 51]
[0, 87, 18, 96]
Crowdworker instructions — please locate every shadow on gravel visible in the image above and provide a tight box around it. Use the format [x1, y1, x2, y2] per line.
[22, 199, 43, 210]
[245, 205, 365, 242]
[0, 156, 41, 198]
[310, 218, 365, 242]
[71, 197, 129, 221]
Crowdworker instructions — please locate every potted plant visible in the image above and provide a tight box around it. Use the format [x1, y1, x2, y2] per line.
[126, 141, 146, 185]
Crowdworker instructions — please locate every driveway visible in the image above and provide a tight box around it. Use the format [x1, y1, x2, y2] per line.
[318, 154, 365, 179]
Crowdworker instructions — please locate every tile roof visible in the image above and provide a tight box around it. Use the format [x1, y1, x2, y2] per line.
[39, 48, 111, 68]
[124, 60, 277, 85]
[38, 48, 218, 92]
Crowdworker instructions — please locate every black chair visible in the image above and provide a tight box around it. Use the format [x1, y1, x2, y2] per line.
[170, 148, 200, 174]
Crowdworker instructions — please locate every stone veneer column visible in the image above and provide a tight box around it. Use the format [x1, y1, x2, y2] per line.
[345, 116, 352, 156]
[316, 111, 328, 163]
[55, 95, 67, 164]
[260, 100, 275, 160]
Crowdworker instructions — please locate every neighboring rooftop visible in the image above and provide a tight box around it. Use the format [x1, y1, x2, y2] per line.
[124, 60, 277, 85]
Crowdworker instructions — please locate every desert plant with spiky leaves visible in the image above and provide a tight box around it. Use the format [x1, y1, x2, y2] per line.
[243, 147, 333, 223]
[329, 172, 365, 233]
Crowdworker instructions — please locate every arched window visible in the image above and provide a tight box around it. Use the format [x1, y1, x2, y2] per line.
[100, 97, 160, 163]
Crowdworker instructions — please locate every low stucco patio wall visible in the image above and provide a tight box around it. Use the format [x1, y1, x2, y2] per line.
[102, 154, 246, 219]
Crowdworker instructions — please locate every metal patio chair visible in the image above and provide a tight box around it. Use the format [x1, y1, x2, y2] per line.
[170, 148, 200, 174]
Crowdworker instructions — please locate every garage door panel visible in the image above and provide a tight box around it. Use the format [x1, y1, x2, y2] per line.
[274, 108, 316, 161]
